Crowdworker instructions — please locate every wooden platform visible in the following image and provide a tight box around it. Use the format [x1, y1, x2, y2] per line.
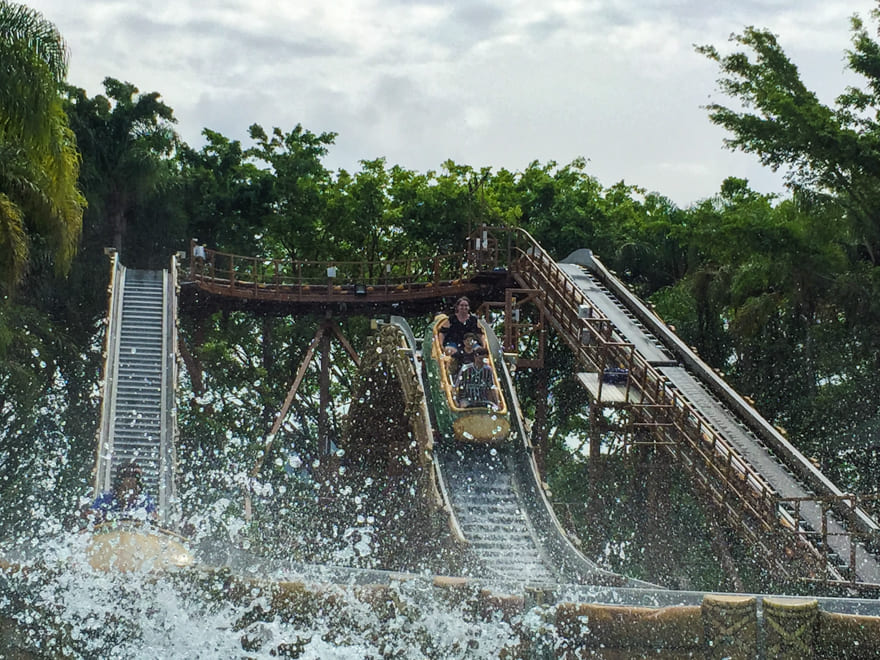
[576, 372, 644, 405]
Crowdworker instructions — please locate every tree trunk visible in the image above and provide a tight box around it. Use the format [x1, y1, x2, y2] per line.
[177, 329, 203, 395]
[108, 191, 128, 256]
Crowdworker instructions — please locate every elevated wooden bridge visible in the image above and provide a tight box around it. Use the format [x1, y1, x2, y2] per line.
[179, 239, 507, 315]
[166, 228, 880, 592]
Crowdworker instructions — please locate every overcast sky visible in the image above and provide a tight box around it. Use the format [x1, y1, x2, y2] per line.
[24, 0, 880, 206]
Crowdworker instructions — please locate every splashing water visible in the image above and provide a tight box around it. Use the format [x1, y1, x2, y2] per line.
[2, 529, 532, 658]
[0, 435, 534, 658]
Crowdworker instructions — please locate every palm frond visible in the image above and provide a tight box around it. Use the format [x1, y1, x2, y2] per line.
[0, 1, 68, 81]
[0, 192, 29, 295]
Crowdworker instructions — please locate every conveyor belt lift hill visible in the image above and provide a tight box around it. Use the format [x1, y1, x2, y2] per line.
[94, 249, 180, 528]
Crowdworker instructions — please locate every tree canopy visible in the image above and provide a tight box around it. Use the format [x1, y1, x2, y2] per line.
[697, 20, 880, 266]
[693, 15, 880, 491]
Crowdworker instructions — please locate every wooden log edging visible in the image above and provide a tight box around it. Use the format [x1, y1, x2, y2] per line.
[703, 594, 758, 659]
[541, 593, 880, 659]
[179, 567, 880, 659]
[3, 558, 880, 657]
[251, 578, 880, 658]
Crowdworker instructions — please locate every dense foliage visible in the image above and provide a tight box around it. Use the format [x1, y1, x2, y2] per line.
[3, 2, 880, 586]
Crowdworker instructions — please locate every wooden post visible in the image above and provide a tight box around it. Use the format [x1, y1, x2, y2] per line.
[534, 366, 549, 475]
[536, 307, 546, 366]
[702, 595, 758, 659]
[504, 291, 514, 352]
[763, 597, 818, 659]
[319, 320, 332, 455]
[589, 403, 601, 460]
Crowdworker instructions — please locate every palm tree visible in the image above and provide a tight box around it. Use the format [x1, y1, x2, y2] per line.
[0, 1, 84, 295]
[66, 77, 178, 260]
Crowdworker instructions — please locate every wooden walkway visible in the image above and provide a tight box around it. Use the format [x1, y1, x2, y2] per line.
[180, 243, 507, 311]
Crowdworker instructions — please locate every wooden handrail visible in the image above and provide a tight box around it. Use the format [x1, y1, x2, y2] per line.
[188, 245, 474, 290]
[503, 227, 781, 525]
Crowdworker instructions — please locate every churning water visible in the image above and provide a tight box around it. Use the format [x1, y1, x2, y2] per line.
[2, 526, 535, 658]
[0, 449, 536, 659]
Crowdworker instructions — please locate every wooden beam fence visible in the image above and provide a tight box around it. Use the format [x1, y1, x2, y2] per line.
[501, 227, 840, 581]
[187, 242, 476, 300]
[470, 228, 860, 584]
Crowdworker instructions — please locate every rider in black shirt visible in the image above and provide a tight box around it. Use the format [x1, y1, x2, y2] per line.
[439, 297, 484, 356]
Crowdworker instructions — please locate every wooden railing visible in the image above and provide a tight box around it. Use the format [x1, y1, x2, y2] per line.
[187, 240, 477, 300]
[776, 493, 880, 587]
[499, 226, 880, 587]
[486, 226, 849, 582]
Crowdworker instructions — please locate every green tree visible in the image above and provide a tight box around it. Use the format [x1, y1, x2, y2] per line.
[245, 123, 336, 261]
[178, 129, 275, 256]
[0, 1, 84, 295]
[513, 159, 604, 258]
[697, 18, 880, 265]
[613, 191, 688, 296]
[0, 5, 93, 538]
[697, 15, 880, 492]
[376, 160, 511, 258]
[65, 77, 179, 266]
[325, 158, 394, 265]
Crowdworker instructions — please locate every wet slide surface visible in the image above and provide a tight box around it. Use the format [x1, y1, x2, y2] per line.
[402, 315, 645, 589]
[434, 442, 558, 585]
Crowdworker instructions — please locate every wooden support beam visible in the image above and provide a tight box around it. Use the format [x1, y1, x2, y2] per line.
[251, 324, 325, 478]
[329, 322, 360, 367]
[319, 322, 332, 456]
[533, 366, 549, 475]
[245, 323, 326, 519]
[249, 319, 358, 482]
[589, 404, 601, 460]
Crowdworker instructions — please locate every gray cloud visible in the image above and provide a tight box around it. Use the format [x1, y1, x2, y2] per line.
[448, 1, 506, 35]
[25, 0, 880, 205]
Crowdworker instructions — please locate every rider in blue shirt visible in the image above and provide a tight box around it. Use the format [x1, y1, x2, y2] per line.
[90, 462, 157, 522]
